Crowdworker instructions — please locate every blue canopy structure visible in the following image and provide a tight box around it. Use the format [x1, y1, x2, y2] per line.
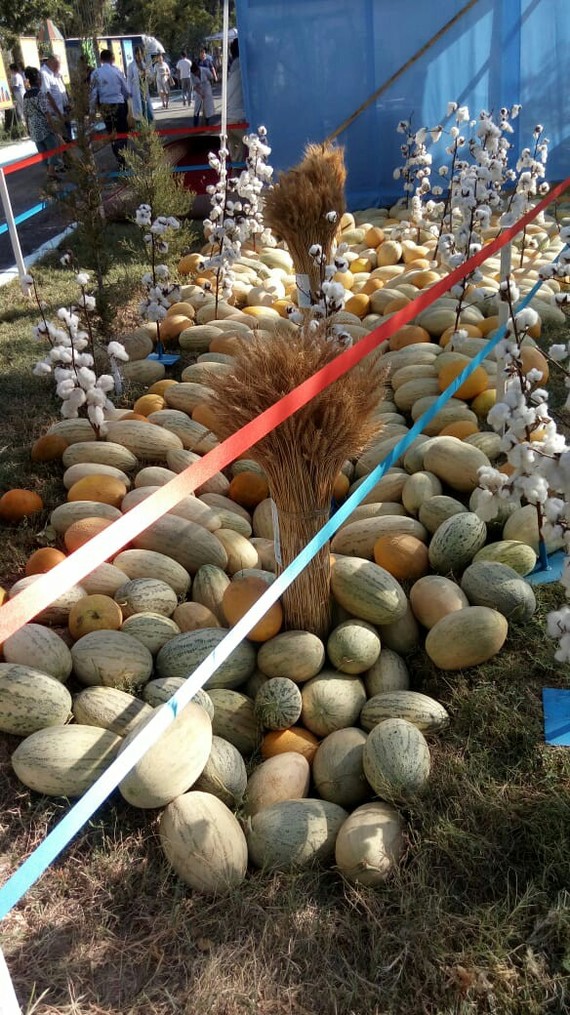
[235, 0, 569, 208]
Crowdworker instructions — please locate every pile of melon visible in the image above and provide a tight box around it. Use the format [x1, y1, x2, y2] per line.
[0, 202, 567, 893]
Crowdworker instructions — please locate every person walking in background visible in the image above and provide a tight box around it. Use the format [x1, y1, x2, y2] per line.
[90, 49, 131, 169]
[40, 55, 71, 139]
[176, 51, 192, 106]
[190, 60, 214, 127]
[128, 45, 153, 123]
[9, 64, 26, 125]
[154, 53, 171, 109]
[23, 66, 65, 179]
[226, 38, 245, 163]
[198, 47, 217, 83]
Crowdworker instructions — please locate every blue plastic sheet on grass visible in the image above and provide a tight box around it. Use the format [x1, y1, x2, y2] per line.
[542, 688, 570, 746]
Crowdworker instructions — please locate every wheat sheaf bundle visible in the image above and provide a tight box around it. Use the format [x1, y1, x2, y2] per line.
[263, 143, 347, 303]
[206, 322, 388, 637]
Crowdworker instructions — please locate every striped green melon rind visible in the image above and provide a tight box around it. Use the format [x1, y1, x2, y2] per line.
[327, 619, 381, 675]
[12, 725, 122, 797]
[71, 630, 153, 690]
[156, 628, 256, 689]
[208, 688, 261, 756]
[301, 672, 367, 738]
[330, 556, 408, 625]
[105, 420, 184, 460]
[114, 578, 178, 619]
[142, 678, 215, 719]
[50, 500, 122, 535]
[418, 495, 468, 535]
[472, 540, 537, 576]
[422, 435, 490, 493]
[131, 514, 228, 574]
[146, 410, 218, 454]
[364, 649, 409, 697]
[256, 630, 325, 683]
[360, 690, 450, 734]
[428, 512, 487, 575]
[48, 418, 97, 443]
[120, 612, 181, 654]
[159, 790, 248, 895]
[63, 462, 131, 491]
[312, 727, 371, 809]
[330, 516, 427, 559]
[9, 578, 87, 626]
[246, 799, 348, 870]
[2, 624, 72, 682]
[163, 381, 214, 414]
[121, 485, 222, 532]
[425, 606, 508, 670]
[363, 717, 430, 800]
[193, 735, 248, 807]
[460, 561, 537, 622]
[191, 565, 231, 623]
[62, 441, 139, 472]
[72, 686, 153, 736]
[0, 665, 73, 735]
[118, 701, 213, 808]
[112, 549, 191, 598]
[254, 677, 302, 731]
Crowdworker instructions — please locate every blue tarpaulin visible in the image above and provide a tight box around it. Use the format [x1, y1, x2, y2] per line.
[235, 0, 569, 208]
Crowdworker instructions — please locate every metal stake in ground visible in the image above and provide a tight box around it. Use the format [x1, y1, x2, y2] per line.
[0, 168, 28, 293]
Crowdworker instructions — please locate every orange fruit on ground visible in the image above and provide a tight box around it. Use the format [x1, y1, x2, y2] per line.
[333, 472, 350, 502]
[166, 302, 195, 320]
[192, 401, 219, 432]
[31, 434, 68, 462]
[438, 360, 489, 400]
[344, 293, 370, 319]
[209, 335, 242, 356]
[64, 517, 114, 553]
[222, 576, 283, 642]
[172, 601, 221, 632]
[389, 324, 431, 351]
[178, 252, 205, 275]
[0, 489, 44, 524]
[373, 533, 430, 581]
[361, 277, 385, 295]
[520, 346, 549, 384]
[439, 323, 483, 347]
[133, 393, 165, 416]
[67, 475, 127, 508]
[438, 420, 479, 439]
[159, 315, 193, 341]
[68, 593, 123, 640]
[25, 547, 67, 576]
[229, 471, 270, 509]
[261, 727, 319, 763]
[148, 379, 179, 397]
[498, 461, 516, 477]
[120, 412, 150, 422]
[364, 225, 385, 247]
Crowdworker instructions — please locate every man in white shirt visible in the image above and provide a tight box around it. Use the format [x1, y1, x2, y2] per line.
[176, 51, 192, 106]
[40, 55, 71, 139]
[9, 64, 25, 125]
[90, 49, 131, 168]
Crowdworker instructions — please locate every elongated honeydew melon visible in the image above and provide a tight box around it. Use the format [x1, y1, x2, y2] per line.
[9, 577, 87, 625]
[48, 418, 97, 443]
[2, 624, 72, 682]
[425, 605, 508, 670]
[114, 578, 178, 618]
[71, 630, 153, 689]
[146, 410, 218, 454]
[246, 799, 348, 870]
[159, 790, 248, 894]
[112, 549, 191, 598]
[118, 701, 213, 808]
[156, 627, 256, 688]
[361, 690, 450, 733]
[0, 665, 73, 735]
[348, 469, 408, 505]
[62, 441, 139, 472]
[105, 420, 183, 461]
[50, 500, 122, 535]
[193, 735, 248, 807]
[72, 686, 153, 736]
[257, 630, 325, 683]
[335, 801, 405, 886]
[199, 493, 252, 523]
[121, 485, 222, 531]
[364, 648, 410, 696]
[331, 516, 427, 559]
[63, 462, 131, 491]
[208, 688, 260, 755]
[82, 563, 132, 597]
[330, 556, 408, 625]
[121, 612, 181, 653]
[12, 725, 122, 797]
[363, 717, 430, 799]
[134, 466, 178, 488]
[132, 514, 228, 574]
[312, 727, 370, 808]
[163, 382, 214, 414]
[244, 752, 311, 816]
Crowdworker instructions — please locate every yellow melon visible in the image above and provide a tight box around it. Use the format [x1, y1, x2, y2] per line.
[438, 361, 489, 400]
[133, 393, 166, 416]
[222, 576, 283, 642]
[67, 475, 127, 508]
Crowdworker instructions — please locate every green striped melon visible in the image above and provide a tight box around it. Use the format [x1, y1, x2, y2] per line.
[48, 418, 97, 443]
[193, 735, 248, 807]
[312, 727, 370, 808]
[105, 420, 183, 460]
[8, 577, 87, 625]
[82, 564, 131, 597]
[331, 516, 427, 559]
[132, 515, 228, 574]
[460, 561, 537, 622]
[423, 436, 491, 493]
[71, 630, 153, 689]
[208, 688, 261, 756]
[257, 630, 325, 683]
[401, 471, 443, 515]
[335, 801, 405, 886]
[428, 512, 487, 575]
[364, 648, 409, 696]
[199, 493, 252, 523]
[246, 799, 348, 870]
[327, 619, 381, 674]
[377, 602, 420, 654]
[146, 410, 218, 453]
[191, 564, 231, 623]
[50, 500, 122, 535]
[12, 725, 122, 797]
[114, 578, 178, 619]
[159, 790, 248, 894]
[363, 718, 430, 800]
[330, 556, 408, 625]
[120, 612, 180, 653]
[118, 701, 212, 808]
[360, 690, 450, 734]
[244, 752, 311, 816]
[2, 624, 72, 682]
[418, 495, 468, 534]
[72, 686, 153, 736]
[142, 679, 215, 720]
[134, 466, 177, 488]
[473, 540, 537, 576]
[62, 441, 138, 472]
[254, 678, 303, 730]
[156, 628, 256, 689]
[425, 606, 508, 670]
[112, 549, 191, 598]
[0, 665, 72, 735]
[301, 672, 367, 738]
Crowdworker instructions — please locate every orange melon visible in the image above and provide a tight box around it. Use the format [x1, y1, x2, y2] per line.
[67, 475, 127, 508]
[159, 315, 193, 341]
[438, 360, 489, 400]
[389, 324, 431, 351]
[361, 277, 385, 295]
[64, 517, 114, 553]
[261, 727, 319, 763]
[0, 489, 44, 524]
[520, 346, 549, 384]
[120, 412, 151, 423]
[344, 293, 370, 319]
[148, 380, 179, 397]
[333, 473, 350, 502]
[477, 315, 499, 337]
[192, 402, 219, 432]
[68, 593, 123, 640]
[373, 533, 430, 581]
[439, 420, 479, 439]
[209, 335, 242, 356]
[31, 434, 68, 462]
[228, 472, 270, 509]
[439, 323, 483, 347]
[133, 394, 166, 416]
[166, 302, 195, 320]
[222, 576, 283, 642]
[25, 547, 67, 576]
[178, 252, 205, 275]
[172, 601, 222, 631]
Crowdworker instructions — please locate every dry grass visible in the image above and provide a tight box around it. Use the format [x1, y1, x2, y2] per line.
[206, 322, 387, 635]
[263, 143, 346, 301]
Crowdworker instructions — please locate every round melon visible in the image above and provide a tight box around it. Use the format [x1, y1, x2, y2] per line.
[428, 512, 487, 575]
[72, 686, 152, 736]
[71, 630, 153, 689]
[254, 678, 302, 730]
[363, 718, 430, 799]
[326, 620, 381, 675]
[114, 578, 178, 619]
[0, 665, 72, 735]
[364, 649, 410, 696]
[301, 672, 367, 738]
[246, 798, 348, 870]
[312, 727, 371, 808]
[257, 630, 325, 682]
[335, 801, 405, 886]
[244, 752, 311, 816]
[425, 606, 508, 670]
[193, 735, 248, 807]
[159, 790, 248, 894]
[2, 624, 72, 682]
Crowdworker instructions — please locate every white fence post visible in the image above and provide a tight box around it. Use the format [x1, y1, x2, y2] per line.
[0, 169, 27, 288]
[220, 0, 230, 144]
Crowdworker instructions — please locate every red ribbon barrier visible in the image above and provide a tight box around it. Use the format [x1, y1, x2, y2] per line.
[0, 175, 567, 642]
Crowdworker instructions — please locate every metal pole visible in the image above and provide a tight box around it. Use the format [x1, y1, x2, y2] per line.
[220, 0, 230, 144]
[0, 947, 22, 1015]
[496, 241, 512, 403]
[0, 168, 27, 287]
